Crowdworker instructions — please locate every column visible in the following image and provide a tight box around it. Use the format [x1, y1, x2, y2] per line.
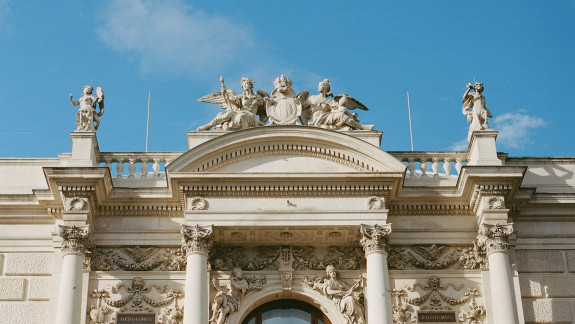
[360, 224, 393, 324]
[477, 223, 519, 324]
[181, 224, 213, 324]
[55, 225, 91, 324]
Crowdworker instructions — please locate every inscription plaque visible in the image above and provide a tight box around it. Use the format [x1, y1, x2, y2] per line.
[417, 311, 457, 323]
[116, 313, 156, 324]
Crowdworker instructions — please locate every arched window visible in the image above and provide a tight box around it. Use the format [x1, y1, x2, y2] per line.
[242, 299, 331, 324]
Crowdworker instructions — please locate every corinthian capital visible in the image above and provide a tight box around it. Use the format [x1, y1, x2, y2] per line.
[58, 225, 92, 256]
[360, 224, 392, 255]
[477, 223, 514, 255]
[181, 224, 213, 257]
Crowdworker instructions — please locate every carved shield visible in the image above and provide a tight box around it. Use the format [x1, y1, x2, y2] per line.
[266, 98, 302, 125]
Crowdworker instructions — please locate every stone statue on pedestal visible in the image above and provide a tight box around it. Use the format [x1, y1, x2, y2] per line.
[462, 81, 492, 141]
[69, 85, 104, 131]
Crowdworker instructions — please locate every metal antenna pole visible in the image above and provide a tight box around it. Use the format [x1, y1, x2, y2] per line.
[145, 91, 150, 152]
[407, 90, 414, 152]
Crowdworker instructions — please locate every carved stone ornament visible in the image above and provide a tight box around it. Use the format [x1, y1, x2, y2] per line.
[70, 85, 105, 131]
[486, 196, 504, 209]
[476, 223, 514, 255]
[210, 267, 265, 324]
[91, 246, 186, 271]
[88, 277, 183, 324]
[209, 245, 364, 272]
[388, 245, 485, 270]
[188, 196, 208, 210]
[360, 224, 391, 255]
[181, 224, 213, 256]
[66, 197, 88, 211]
[367, 196, 385, 210]
[58, 225, 92, 256]
[304, 265, 365, 324]
[391, 275, 486, 323]
[266, 74, 303, 125]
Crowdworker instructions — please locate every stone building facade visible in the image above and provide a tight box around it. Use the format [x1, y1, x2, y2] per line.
[1, 81, 575, 324]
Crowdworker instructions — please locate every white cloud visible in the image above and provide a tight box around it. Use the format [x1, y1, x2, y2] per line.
[449, 111, 546, 151]
[492, 112, 546, 149]
[0, 0, 10, 26]
[98, 0, 255, 76]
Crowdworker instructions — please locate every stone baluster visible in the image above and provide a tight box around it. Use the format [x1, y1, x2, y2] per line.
[104, 159, 112, 172]
[55, 225, 91, 324]
[407, 158, 416, 178]
[477, 223, 519, 323]
[431, 158, 440, 177]
[115, 159, 125, 178]
[443, 158, 452, 177]
[181, 224, 213, 324]
[128, 159, 136, 178]
[153, 159, 161, 177]
[420, 159, 428, 177]
[141, 159, 149, 177]
[360, 224, 393, 324]
[455, 158, 463, 175]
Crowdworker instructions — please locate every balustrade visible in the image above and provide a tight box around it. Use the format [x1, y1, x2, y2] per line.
[389, 151, 468, 178]
[98, 152, 182, 179]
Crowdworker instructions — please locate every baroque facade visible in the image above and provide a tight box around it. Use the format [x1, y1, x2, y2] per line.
[0, 78, 574, 324]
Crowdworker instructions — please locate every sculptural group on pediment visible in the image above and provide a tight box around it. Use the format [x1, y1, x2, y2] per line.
[197, 75, 374, 131]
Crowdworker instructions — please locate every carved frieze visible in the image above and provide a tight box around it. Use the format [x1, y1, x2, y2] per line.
[210, 246, 280, 271]
[292, 246, 364, 271]
[88, 277, 183, 324]
[388, 245, 485, 270]
[59, 225, 92, 256]
[360, 224, 391, 255]
[476, 223, 513, 255]
[91, 247, 186, 271]
[392, 276, 486, 323]
[181, 224, 213, 256]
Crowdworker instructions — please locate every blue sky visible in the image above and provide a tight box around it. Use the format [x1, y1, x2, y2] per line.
[0, 1, 574, 157]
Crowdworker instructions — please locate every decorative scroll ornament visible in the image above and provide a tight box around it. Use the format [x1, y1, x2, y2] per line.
[367, 196, 385, 210]
[66, 197, 89, 211]
[91, 247, 186, 271]
[210, 267, 265, 324]
[69, 85, 105, 131]
[486, 196, 504, 209]
[58, 225, 92, 255]
[292, 246, 364, 271]
[210, 246, 280, 271]
[88, 277, 183, 324]
[388, 245, 485, 270]
[392, 275, 486, 324]
[304, 265, 365, 324]
[476, 223, 514, 255]
[181, 224, 213, 256]
[188, 196, 208, 210]
[360, 224, 391, 255]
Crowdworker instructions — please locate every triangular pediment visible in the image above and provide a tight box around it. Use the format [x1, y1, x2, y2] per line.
[167, 126, 406, 174]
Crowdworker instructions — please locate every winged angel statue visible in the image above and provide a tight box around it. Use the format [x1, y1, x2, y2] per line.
[197, 77, 269, 131]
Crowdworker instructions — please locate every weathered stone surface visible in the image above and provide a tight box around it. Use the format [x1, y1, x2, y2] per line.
[0, 253, 4, 274]
[545, 276, 575, 297]
[3, 253, 53, 275]
[28, 277, 51, 301]
[566, 250, 575, 272]
[516, 250, 565, 273]
[520, 275, 543, 297]
[522, 299, 572, 324]
[0, 278, 25, 300]
[0, 302, 49, 324]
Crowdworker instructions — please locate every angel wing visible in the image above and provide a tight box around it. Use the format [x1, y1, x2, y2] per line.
[334, 94, 369, 111]
[95, 87, 105, 116]
[256, 90, 270, 123]
[197, 89, 237, 110]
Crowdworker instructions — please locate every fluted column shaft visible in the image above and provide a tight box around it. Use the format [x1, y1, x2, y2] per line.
[360, 224, 393, 324]
[478, 223, 519, 324]
[55, 225, 91, 324]
[182, 224, 213, 324]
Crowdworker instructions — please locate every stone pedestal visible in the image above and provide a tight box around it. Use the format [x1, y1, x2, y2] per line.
[468, 131, 502, 166]
[69, 131, 100, 166]
[55, 225, 91, 324]
[361, 224, 393, 324]
[181, 224, 213, 324]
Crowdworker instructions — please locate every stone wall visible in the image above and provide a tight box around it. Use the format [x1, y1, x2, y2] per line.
[518, 249, 575, 324]
[0, 252, 53, 324]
